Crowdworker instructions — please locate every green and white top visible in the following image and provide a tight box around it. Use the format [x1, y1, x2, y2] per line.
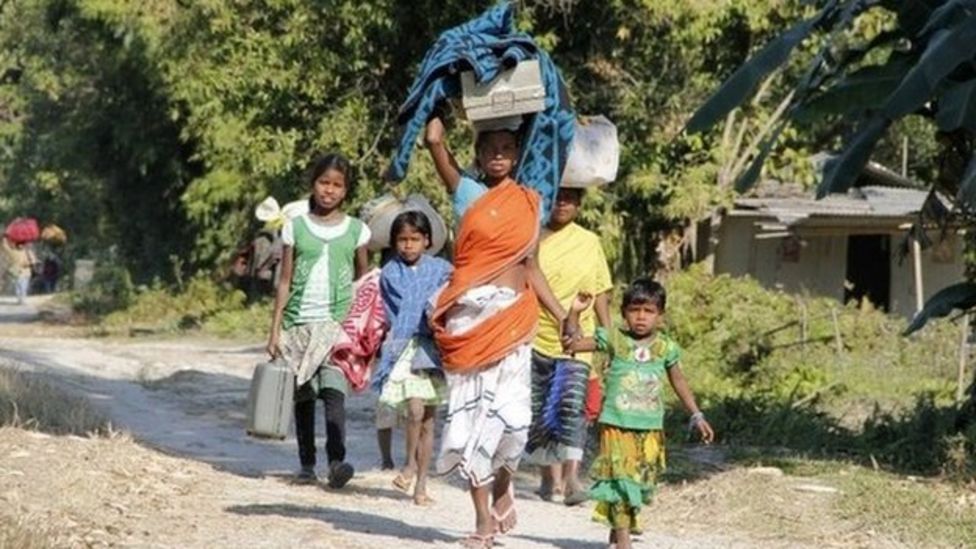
[281, 212, 371, 329]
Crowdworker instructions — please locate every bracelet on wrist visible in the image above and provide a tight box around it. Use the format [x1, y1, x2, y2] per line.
[688, 411, 706, 429]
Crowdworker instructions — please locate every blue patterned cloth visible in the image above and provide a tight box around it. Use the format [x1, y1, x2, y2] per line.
[373, 254, 453, 392]
[385, 2, 575, 222]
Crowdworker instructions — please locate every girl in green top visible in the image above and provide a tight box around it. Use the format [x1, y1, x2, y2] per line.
[267, 153, 371, 489]
[563, 278, 714, 549]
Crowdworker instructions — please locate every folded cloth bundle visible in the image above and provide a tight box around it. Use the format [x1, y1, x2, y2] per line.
[385, 2, 575, 223]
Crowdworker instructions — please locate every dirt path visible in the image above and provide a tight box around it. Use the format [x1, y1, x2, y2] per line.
[0, 296, 831, 548]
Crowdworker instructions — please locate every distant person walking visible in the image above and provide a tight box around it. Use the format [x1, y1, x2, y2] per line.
[2, 237, 34, 305]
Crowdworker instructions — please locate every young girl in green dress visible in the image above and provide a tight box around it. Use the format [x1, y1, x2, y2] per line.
[267, 153, 370, 489]
[563, 278, 715, 549]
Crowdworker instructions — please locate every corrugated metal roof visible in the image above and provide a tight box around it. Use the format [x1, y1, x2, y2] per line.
[858, 186, 931, 216]
[733, 185, 934, 225]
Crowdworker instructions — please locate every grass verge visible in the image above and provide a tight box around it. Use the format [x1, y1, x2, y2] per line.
[0, 516, 55, 549]
[0, 363, 110, 435]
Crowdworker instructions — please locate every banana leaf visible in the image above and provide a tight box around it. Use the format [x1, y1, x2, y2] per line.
[935, 78, 976, 132]
[883, 15, 976, 119]
[816, 117, 889, 198]
[734, 120, 789, 193]
[797, 53, 915, 122]
[905, 282, 976, 334]
[956, 155, 976, 210]
[685, 2, 837, 134]
[890, 0, 951, 36]
[917, 0, 976, 38]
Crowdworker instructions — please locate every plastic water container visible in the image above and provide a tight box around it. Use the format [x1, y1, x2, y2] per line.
[561, 115, 620, 188]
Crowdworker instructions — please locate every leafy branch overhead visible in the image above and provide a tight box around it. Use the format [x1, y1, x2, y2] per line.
[688, 0, 976, 332]
[688, 0, 976, 205]
[0, 0, 821, 281]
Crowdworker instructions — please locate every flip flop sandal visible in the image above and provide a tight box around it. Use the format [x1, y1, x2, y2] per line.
[391, 473, 413, 494]
[459, 533, 493, 548]
[490, 484, 517, 534]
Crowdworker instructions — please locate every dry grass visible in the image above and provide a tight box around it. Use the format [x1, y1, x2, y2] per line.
[0, 516, 55, 549]
[651, 453, 976, 548]
[834, 471, 976, 548]
[0, 362, 109, 436]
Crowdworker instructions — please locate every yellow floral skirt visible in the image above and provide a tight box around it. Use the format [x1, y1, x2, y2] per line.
[589, 425, 666, 531]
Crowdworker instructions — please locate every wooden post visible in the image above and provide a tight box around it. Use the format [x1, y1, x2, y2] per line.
[912, 236, 924, 314]
[901, 136, 909, 178]
[958, 313, 970, 404]
[831, 307, 844, 356]
[801, 301, 808, 344]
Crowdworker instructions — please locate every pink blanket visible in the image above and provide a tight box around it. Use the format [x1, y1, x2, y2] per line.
[330, 268, 387, 392]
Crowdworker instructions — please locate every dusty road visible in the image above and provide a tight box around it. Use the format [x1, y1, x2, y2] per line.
[0, 296, 755, 548]
[0, 296, 878, 548]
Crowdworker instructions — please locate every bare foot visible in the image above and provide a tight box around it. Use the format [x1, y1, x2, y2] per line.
[413, 493, 435, 506]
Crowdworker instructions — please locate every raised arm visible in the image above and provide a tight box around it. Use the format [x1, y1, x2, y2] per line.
[267, 245, 294, 358]
[424, 116, 463, 193]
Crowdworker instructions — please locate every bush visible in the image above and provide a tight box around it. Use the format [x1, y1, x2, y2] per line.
[202, 300, 273, 339]
[70, 264, 134, 317]
[860, 392, 976, 477]
[663, 266, 971, 475]
[101, 273, 249, 334]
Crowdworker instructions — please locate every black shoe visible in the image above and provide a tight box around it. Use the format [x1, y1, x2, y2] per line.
[327, 461, 354, 489]
[295, 466, 318, 484]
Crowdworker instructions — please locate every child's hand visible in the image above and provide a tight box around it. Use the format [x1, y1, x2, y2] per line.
[690, 413, 715, 444]
[266, 332, 281, 360]
[570, 291, 594, 313]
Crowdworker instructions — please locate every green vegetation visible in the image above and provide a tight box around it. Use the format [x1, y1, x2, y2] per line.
[73, 268, 270, 339]
[2, 0, 929, 282]
[661, 267, 973, 477]
[833, 467, 976, 547]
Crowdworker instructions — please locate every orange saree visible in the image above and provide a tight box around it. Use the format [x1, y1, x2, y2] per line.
[432, 179, 541, 372]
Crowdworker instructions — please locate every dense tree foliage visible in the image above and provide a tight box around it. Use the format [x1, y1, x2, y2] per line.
[0, 0, 934, 281]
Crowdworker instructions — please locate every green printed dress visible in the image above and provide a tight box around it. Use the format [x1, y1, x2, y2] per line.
[589, 326, 681, 530]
